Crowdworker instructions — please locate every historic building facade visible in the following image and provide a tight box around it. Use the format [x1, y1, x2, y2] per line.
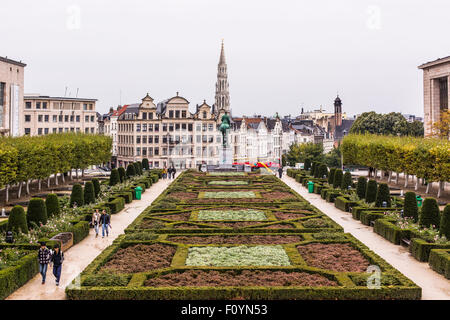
[0, 56, 26, 137]
[418, 56, 450, 137]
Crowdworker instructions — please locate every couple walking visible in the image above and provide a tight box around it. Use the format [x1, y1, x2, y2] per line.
[163, 166, 176, 180]
[92, 209, 112, 238]
[37, 242, 64, 286]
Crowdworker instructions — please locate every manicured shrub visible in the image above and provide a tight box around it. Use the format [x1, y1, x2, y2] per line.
[304, 158, 311, 171]
[84, 181, 95, 205]
[311, 161, 317, 175]
[110, 169, 120, 186]
[341, 171, 352, 190]
[118, 167, 126, 182]
[142, 158, 149, 170]
[419, 198, 440, 229]
[70, 184, 84, 207]
[127, 164, 136, 178]
[92, 178, 101, 198]
[333, 169, 343, 188]
[375, 183, 391, 207]
[313, 163, 321, 178]
[45, 194, 60, 218]
[365, 179, 377, 203]
[8, 205, 28, 234]
[138, 162, 143, 175]
[133, 162, 140, 176]
[328, 168, 336, 185]
[318, 164, 328, 179]
[440, 205, 450, 239]
[356, 177, 367, 199]
[27, 198, 48, 227]
[403, 192, 418, 222]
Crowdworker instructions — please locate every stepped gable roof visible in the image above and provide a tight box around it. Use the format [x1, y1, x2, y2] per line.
[334, 119, 354, 140]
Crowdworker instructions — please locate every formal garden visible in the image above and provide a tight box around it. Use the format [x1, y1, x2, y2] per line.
[66, 170, 421, 300]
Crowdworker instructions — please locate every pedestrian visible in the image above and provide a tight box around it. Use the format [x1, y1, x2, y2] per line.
[37, 241, 51, 284]
[171, 166, 176, 179]
[167, 167, 173, 180]
[278, 166, 283, 179]
[99, 210, 111, 238]
[92, 209, 101, 238]
[50, 244, 64, 286]
[162, 167, 167, 179]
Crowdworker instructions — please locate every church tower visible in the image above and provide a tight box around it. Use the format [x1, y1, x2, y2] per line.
[334, 95, 342, 127]
[215, 40, 230, 115]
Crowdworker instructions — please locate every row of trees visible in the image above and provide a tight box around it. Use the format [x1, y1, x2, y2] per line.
[284, 142, 342, 169]
[0, 133, 112, 202]
[342, 134, 450, 197]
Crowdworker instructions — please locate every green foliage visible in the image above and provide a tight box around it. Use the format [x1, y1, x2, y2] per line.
[311, 162, 317, 175]
[375, 183, 391, 207]
[92, 178, 101, 198]
[328, 168, 336, 185]
[142, 158, 149, 170]
[84, 182, 96, 205]
[110, 169, 120, 186]
[126, 164, 136, 178]
[318, 164, 328, 179]
[419, 198, 441, 229]
[8, 205, 28, 234]
[133, 162, 140, 176]
[324, 146, 342, 168]
[45, 194, 60, 218]
[137, 162, 143, 175]
[333, 169, 343, 188]
[70, 184, 84, 207]
[313, 163, 321, 178]
[365, 180, 377, 203]
[356, 177, 367, 199]
[118, 167, 126, 182]
[304, 158, 311, 170]
[440, 205, 450, 239]
[403, 192, 418, 222]
[27, 198, 48, 227]
[341, 171, 352, 190]
[285, 142, 324, 166]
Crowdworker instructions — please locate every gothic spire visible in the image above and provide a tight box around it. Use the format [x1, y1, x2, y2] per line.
[215, 40, 230, 115]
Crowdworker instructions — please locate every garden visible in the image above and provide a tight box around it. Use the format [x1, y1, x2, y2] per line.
[66, 170, 421, 300]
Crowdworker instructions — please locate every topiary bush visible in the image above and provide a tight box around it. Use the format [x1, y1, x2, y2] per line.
[138, 162, 143, 175]
[439, 204, 450, 239]
[419, 198, 440, 229]
[333, 169, 343, 189]
[356, 177, 367, 199]
[313, 163, 321, 178]
[70, 184, 84, 207]
[8, 205, 28, 234]
[365, 179, 377, 203]
[318, 164, 328, 179]
[127, 164, 136, 178]
[133, 162, 140, 176]
[403, 192, 418, 222]
[118, 167, 126, 182]
[84, 181, 96, 205]
[45, 194, 60, 218]
[92, 178, 101, 198]
[110, 169, 120, 186]
[311, 162, 317, 176]
[27, 198, 48, 227]
[328, 168, 336, 185]
[375, 183, 391, 207]
[142, 158, 149, 171]
[341, 171, 352, 190]
[304, 158, 311, 171]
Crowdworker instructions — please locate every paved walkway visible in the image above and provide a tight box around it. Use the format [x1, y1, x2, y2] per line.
[7, 178, 173, 300]
[282, 175, 450, 300]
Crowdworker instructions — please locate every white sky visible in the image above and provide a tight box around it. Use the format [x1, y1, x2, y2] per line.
[1, 0, 449, 116]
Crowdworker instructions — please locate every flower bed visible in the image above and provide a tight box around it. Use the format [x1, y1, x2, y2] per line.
[167, 235, 303, 244]
[200, 191, 257, 199]
[208, 180, 249, 185]
[207, 172, 246, 176]
[197, 209, 267, 221]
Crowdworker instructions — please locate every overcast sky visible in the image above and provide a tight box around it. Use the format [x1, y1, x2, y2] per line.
[1, 0, 449, 117]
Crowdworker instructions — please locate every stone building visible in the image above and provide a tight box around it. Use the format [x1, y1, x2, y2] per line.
[0, 56, 26, 137]
[22, 95, 97, 136]
[418, 56, 450, 137]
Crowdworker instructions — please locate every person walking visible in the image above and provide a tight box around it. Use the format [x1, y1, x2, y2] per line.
[162, 167, 167, 179]
[171, 166, 177, 179]
[37, 242, 51, 284]
[50, 244, 64, 286]
[167, 167, 173, 180]
[99, 210, 111, 238]
[92, 209, 101, 238]
[278, 166, 283, 179]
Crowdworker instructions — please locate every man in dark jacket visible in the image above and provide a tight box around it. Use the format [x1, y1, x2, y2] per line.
[171, 166, 176, 179]
[37, 242, 51, 284]
[167, 167, 173, 180]
[278, 167, 283, 178]
[50, 244, 64, 286]
[99, 210, 111, 238]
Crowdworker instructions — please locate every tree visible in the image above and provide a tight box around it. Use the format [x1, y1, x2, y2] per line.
[92, 178, 101, 198]
[365, 180, 377, 203]
[324, 146, 342, 168]
[313, 163, 321, 178]
[419, 198, 440, 228]
[341, 171, 352, 190]
[137, 161, 143, 175]
[311, 161, 317, 176]
[328, 168, 336, 185]
[27, 198, 48, 227]
[110, 169, 120, 186]
[403, 192, 418, 222]
[375, 183, 391, 207]
[142, 158, 149, 170]
[126, 164, 136, 177]
[304, 158, 311, 171]
[70, 184, 84, 207]
[439, 204, 450, 239]
[84, 181, 95, 205]
[356, 176, 367, 199]
[285, 142, 324, 166]
[430, 110, 450, 139]
[133, 162, 140, 176]
[45, 194, 60, 218]
[333, 169, 343, 189]
[8, 205, 28, 234]
[318, 164, 328, 179]
[118, 167, 126, 182]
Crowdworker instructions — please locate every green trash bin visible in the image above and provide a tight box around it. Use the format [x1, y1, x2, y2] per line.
[416, 195, 423, 208]
[307, 181, 314, 193]
[135, 186, 143, 200]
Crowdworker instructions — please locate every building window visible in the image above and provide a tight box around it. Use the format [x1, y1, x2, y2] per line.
[136, 124, 141, 132]
[91, 127, 94, 133]
[188, 123, 193, 131]
[70, 115, 74, 122]
[148, 147, 153, 156]
[169, 110, 174, 118]
[202, 124, 207, 131]
[53, 115, 58, 122]
[76, 115, 80, 122]
[38, 115, 43, 122]
[85, 115, 89, 122]
[44, 115, 49, 122]
[36, 102, 41, 109]
[154, 135, 159, 143]
[52, 128, 57, 133]
[42, 102, 48, 109]
[175, 110, 180, 118]
[162, 123, 167, 132]
[196, 135, 201, 143]
[169, 123, 174, 131]
[25, 115, 31, 122]
[203, 111, 207, 119]
[83, 104, 87, 110]
[149, 135, 153, 143]
[44, 128, 49, 135]
[439, 77, 448, 111]
[208, 123, 213, 131]
[175, 123, 180, 130]
[137, 136, 141, 144]
[136, 147, 141, 156]
[85, 128, 89, 133]
[25, 128, 31, 135]
[59, 128, 63, 133]
[182, 110, 186, 118]
[142, 112, 147, 120]
[91, 116, 95, 122]
[38, 128, 43, 135]
[154, 124, 159, 132]
[143, 124, 147, 132]
[143, 148, 147, 156]
[149, 124, 153, 132]
[25, 101, 32, 109]
[59, 115, 63, 122]
[149, 112, 153, 119]
[143, 136, 147, 144]
[154, 147, 159, 155]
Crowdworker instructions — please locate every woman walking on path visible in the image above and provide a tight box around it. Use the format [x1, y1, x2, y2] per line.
[92, 209, 101, 238]
[50, 244, 64, 286]
[162, 167, 168, 179]
[171, 166, 177, 179]
[37, 242, 51, 285]
[99, 210, 111, 238]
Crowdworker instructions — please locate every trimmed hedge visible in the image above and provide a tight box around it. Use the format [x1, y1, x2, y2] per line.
[374, 219, 410, 245]
[45, 194, 60, 218]
[341, 171, 352, 190]
[365, 180, 377, 203]
[110, 169, 120, 186]
[403, 192, 418, 222]
[328, 168, 336, 185]
[428, 249, 450, 279]
[92, 178, 101, 198]
[419, 198, 440, 229]
[440, 205, 450, 239]
[7, 205, 28, 234]
[142, 158, 149, 170]
[84, 182, 96, 205]
[356, 177, 367, 199]
[409, 238, 450, 262]
[359, 211, 386, 226]
[333, 169, 343, 189]
[335, 197, 358, 212]
[27, 198, 48, 227]
[70, 184, 84, 207]
[106, 197, 126, 214]
[375, 183, 391, 207]
[118, 167, 126, 182]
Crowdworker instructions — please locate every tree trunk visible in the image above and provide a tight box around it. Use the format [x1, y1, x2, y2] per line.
[81, 169, 84, 177]
[17, 181, 23, 199]
[61, 173, 65, 183]
[55, 173, 59, 186]
[415, 177, 419, 191]
[425, 181, 431, 194]
[76, 169, 79, 179]
[374, 169, 377, 179]
[437, 181, 444, 198]
[26, 180, 30, 195]
[387, 171, 392, 182]
[48, 177, 51, 188]
[38, 179, 42, 191]
[5, 184, 9, 204]
[404, 174, 409, 188]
